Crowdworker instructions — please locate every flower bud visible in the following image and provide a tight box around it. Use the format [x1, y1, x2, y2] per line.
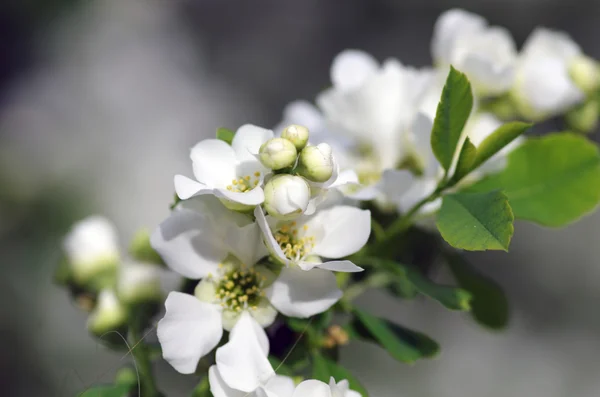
[117, 262, 163, 305]
[129, 228, 164, 265]
[259, 138, 298, 170]
[565, 99, 599, 134]
[263, 175, 311, 219]
[297, 143, 334, 182]
[87, 289, 127, 337]
[63, 216, 120, 288]
[569, 55, 600, 95]
[281, 124, 310, 150]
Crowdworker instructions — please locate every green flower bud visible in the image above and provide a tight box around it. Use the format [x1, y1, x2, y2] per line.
[129, 228, 164, 265]
[264, 175, 311, 219]
[87, 290, 127, 337]
[259, 138, 298, 170]
[569, 55, 600, 95]
[281, 124, 310, 150]
[297, 143, 334, 182]
[565, 99, 599, 133]
[117, 263, 163, 305]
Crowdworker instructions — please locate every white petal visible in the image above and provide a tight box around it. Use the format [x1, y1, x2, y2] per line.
[228, 311, 270, 356]
[216, 187, 265, 206]
[266, 267, 342, 318]
[264, 376, 296, 397]
[223, 221, 266, 266]
[209, 366, 246, 397]
[310, 206, 371, 259]
[331, 50, 379, 91]
[380, 169, 414, 205]
[250, 299, 279, 328]
[63, 215, 119, 266]
[254, 206, 291, 266]
[216, 314, 274, 393]
[522, 27, 581, 62]
[190, 139, 238, 187]
[431, 9, 486, 64]
[151, 208, 227, 279]
[174, 174, 213, 200]
[232, 124, 274, 163]
[157, 292, 223, 374]
[292, 380, 332, 397]
[314, 260, 363, 273]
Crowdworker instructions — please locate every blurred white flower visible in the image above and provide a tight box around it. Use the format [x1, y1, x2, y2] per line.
[63, 216, 120, 285]
[432, 9, 517, 96]
[87, 289, 127, 337]
[512, 28, 586, 119]
[264, 174, 312, 219]
[209, 312, 295, 397]
[174, 124, 273, 210]
[292, 378, 362, 397]
[116, 262, 169, 305]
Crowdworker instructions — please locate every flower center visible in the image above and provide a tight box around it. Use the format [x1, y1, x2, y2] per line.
[214, 263, 265, 312]
[274, 222, 315, 261]
[226, 171, 261, 192]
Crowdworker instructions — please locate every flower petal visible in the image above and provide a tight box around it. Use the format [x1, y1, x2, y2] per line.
[151, 208, 228, 279]
[380, 169, 414, 205]
[190, 139, 237, 187]
[254, 206, 291, 266]
[314, 260, 363, 273]
[216, 187, 265, 206]
[266, 267, 342, 318]
[216, 312, 274, 393]
[292, 380, 332, 397]
[209, 365, 246, 397]
[157, 292, 223, 374]
[431, 9, 486, 64]
[310, 206, 371, 259]
[264, 376, 296, 397]
[331, 50, 379, 91]
[232, 124, 274, 163]
[174, 174, 213, 200]
[250, 299, 279, 329]
[228, 311, 270, 356]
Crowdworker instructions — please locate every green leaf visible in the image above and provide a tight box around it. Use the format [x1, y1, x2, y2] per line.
[445, 252, 509, 329]
[403, 267, 472, 310]
[431, 66, 474, 171]
[216, 127, 235, 144]
[169, 193, 181, 210]
[453, 137, 477, 181]
[472, 121, 532, 170]
[350, 308, 439, 364]
[436, 190, 514, 251]
[312, 353, 369, 397]
[191, 376, 210, 397]
[79, 384, 130, 397]
[468, 133, 600, 227]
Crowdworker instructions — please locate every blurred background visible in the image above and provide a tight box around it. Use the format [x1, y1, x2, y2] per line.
[1, 0, 600, 396]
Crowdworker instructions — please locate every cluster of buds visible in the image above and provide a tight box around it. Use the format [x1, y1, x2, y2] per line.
[57, 217, 170, 339]
[259, 124, 335, 219]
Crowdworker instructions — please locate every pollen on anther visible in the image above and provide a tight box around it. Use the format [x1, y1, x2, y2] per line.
[254, 171, 261, 177]
[232, 179, 238, 185]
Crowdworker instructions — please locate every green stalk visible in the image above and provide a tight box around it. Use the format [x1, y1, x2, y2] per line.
[128, 319, 162, 397]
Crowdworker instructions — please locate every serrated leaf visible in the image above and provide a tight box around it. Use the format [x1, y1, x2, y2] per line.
[312, 353, 369, 397]
[216, 127, 235, 144]
[350, 308, 439, 365]
[467, 133, 600, 227]
[436, 191, 514, 251]
[445, 252, 509, 329]
[79, 384, 130, 397]
[472, 121, 532, 170]
[453, 137, 477, 181]
[431, 66, 474, 171]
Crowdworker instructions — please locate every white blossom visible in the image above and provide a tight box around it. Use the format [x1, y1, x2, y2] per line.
[87, 289, 127, 336]
[264, 175, 312, 219]
[174, 124, 274, 210]
[292, 378, 362, 397]
[432, 9, 517, 96]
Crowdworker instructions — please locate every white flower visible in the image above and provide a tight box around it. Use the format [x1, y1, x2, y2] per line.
[512, 28, 585, 119]
[209, 312, 295, 397]
[432, 9, 517, 96]
[116, 261, 175, 305]
[87, 289, 127, 336]
[174, 124, 274, 210]
[259, 138, 298, 170]
[292, 378, 362, 397]
[63, 215, 120, 285]
[317, 50, 432, 172]
[264, 175, 312, 219]
[151, 195, 266, 280]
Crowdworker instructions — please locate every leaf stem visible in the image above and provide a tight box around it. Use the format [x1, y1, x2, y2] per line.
[129, 319, 161, 397]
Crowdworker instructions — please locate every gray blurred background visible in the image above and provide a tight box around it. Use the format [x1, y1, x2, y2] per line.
[1, 0, 600, 396]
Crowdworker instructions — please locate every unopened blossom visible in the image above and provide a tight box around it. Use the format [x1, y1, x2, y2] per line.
[432, 9, 517, 96]
[174, 124, 274, 210]
[259, 138, 298, 170]
[116, 262, 165, 305]
[209, 312, 295, 397]
[512, 28, 586, 120]
[63, 216, 120, 285]
[297, 143, 335, 183]
[264, 174, 312, 219]
[87, 289, 127, 337]
[281, 124, 310, 150]
[292, 378, 362, 397]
